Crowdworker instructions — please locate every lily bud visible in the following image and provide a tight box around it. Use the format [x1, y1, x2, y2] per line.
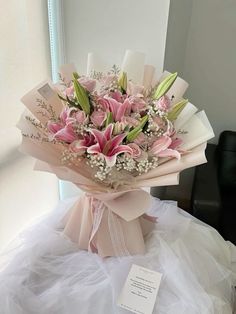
[73, 73, 90, 114]
[167, 99, 188, 121]
[105, 112, 113, 127]
[118, 71, 127, 92]
[153, 72, 178, 100]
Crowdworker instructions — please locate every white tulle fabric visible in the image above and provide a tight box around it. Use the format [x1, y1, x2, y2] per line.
[0, 197, 235, 314]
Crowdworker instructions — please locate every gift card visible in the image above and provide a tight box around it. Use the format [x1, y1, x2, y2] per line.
[117, 264, 162, 314]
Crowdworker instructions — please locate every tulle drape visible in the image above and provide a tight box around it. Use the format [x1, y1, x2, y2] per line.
[0, 197, 235, 313]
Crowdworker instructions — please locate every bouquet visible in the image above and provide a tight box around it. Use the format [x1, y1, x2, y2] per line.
[17, 50, 214, 257]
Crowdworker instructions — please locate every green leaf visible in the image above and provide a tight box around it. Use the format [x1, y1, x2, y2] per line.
[126, 115, 148, 142]
[153, 72, 178, 100]
[105, 112, 113, 127]
[167, 99, 188, 121]
[118, 71, 127, 92]
[73, 73, 90, 114]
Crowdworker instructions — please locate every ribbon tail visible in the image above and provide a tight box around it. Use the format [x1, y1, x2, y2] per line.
[88, 200, 105, 253]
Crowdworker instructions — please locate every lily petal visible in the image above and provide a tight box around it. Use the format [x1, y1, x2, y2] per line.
[105, 97, 119, 120]
[158, 148, 181, 160]
[69, 141, 87, 155]
[47, 121, 63, 134]
[87, 143, 101, 154]
[90, 129, 106, 150]
[104, 155, 117, 167]
[109, 133, 126, 152]
[104, 124, 113, 140]
[110, 145, 133, 156]
[169, 138, 183, 150]
[116, 100, 130, 121]
[150, 136, 172, 155]
[54, 124, 77, 143]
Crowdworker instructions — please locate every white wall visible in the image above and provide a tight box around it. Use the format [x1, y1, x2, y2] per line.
[63, 0, 170, 77]
[164, 0, 236, 205]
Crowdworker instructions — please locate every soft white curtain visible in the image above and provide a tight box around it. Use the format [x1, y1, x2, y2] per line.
[0, 0, 59, 249]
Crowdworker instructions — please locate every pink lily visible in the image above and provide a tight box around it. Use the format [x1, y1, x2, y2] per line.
[103, 97, 130, 122]
[129, 96, 147, 112]
[155, 95, 171, 112]
[110, 90, 123, 102]
[60, 107, 76, 125]
[75, 110, 88, 124]
[87, 124, 132, 167]
[64, 85, 74, 98]
[47, 107, 77, 143]
[53, 122, 77, 143]
[121, 116, 140, 128]
[47, 121, 63, 134]
[150, 135, 180, 159]
[90, 110, 107, 127]
[70, 134, 95, 155]
[169, 137, 183, 150]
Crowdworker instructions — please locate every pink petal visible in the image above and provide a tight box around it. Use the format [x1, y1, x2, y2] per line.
[127, 143, 142, 158]
[69, 141, 87, 154]
[105, 97, 120, 120]
[87, 143, 101, 154]
[116, 100, 129, 121]
[90, 110, 107, 127]
[104, 124, 113, 140]
[108, 133, 126, 153]
[111, 91, 123, 102]
[90, 129, 106, 150]
[169, 138, 183, 150]
[60, 107, 75, 124]
[64, 85, 74, 98]
[104, 145, 132, 167]
[83, 133, 95, 146]
[54, 124, 76, 143]
[104, 155, 117, 167]
[124, 98, 132, 115]
[150, 136, 172, 155]
[47, 121, 63, 134]
[110, 145, 133, 156]
[98, 98, 110, 111]
[158, 148, 181, 160]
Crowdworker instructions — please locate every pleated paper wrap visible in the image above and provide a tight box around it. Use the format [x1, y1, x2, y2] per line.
[17, 51, 214, 257]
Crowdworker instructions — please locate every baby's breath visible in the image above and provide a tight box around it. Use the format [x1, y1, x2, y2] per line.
[135, 157, 158, 174]
[116, 155, 136, 172]
[87, 155, 112, 181]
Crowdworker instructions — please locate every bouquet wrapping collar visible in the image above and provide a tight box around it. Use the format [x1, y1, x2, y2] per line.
[17, 50, 214, 257]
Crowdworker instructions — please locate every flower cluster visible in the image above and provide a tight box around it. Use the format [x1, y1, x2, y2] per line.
[46, 70, 186, 181]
